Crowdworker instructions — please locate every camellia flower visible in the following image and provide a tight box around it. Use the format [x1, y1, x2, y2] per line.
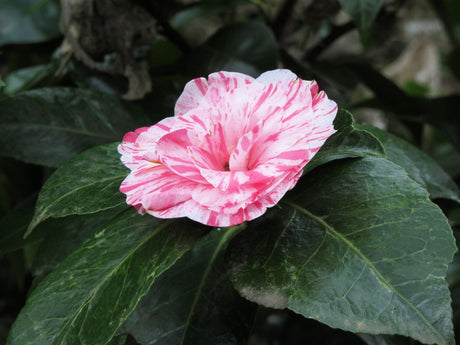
[118, 69, 337, 227]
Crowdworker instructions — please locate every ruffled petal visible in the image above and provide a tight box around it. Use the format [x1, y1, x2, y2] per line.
[174, 77, 208, 117]
[156, 128, 208, 183]
[120, 164, 198, 215]
[118, 117, 175, 169]
[256, 69, 297, 84]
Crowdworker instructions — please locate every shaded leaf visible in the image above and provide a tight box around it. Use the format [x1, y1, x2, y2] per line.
[358, 125, 460, 203]
[228, 158, 455, 345]
[360, 334, 418, 345]
[7, 210, 206, 345]
[338, 0, 383, 39]
[0, 88, 150, 167]
[3, 64, 56, 95]
[170, 0, 247, 29]
[27, 143, 128, 235]
[122, 224, 255, 345]
[0, 0, 61, 46]
[183, 21, 277, 78]
[305, 109, 384, 173]
[0, 194, 37, 255]
[32, 206, 128, 279]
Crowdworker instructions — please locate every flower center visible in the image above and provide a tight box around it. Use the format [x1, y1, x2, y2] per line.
[223, 161, 230, 171]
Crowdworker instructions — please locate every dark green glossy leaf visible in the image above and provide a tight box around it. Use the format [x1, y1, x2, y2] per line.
[338, 0, 383, 39]
[0, 195, 37, 254]
[358, 125, 460, 203]
[170, 0, 247, 29]
[228, 158, 455, 345]
[184, 21, 277, 78]
[32, 206, 128, 279]
[0, 0, 61, 46]
[0, 88, 149, 167]
[206, 21, 277, 72]
[27, 143, 128, 235]
[305, 109, 384, 173]
[4, 64, 56, 95]
[7, 210, 206, 345]
[360, 334, 417, 345]
[122, 224, 255, 345]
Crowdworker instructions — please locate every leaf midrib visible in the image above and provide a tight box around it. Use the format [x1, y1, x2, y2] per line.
[284, 200, 445, 345]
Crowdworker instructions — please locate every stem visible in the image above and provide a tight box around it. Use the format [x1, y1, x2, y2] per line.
[143, 2, 191, 53]
[304, 21, 355, 60]
[271, 0, 298, 39]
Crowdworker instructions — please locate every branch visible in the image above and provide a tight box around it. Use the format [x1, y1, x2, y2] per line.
[303, 21, 355, 61]
[271, 0, 298, 39]
[143, 2, 191, 53]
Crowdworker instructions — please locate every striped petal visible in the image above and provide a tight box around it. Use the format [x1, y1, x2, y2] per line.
[119, 69, 338, 227]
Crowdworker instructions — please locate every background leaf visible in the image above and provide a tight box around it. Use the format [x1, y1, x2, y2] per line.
[0, 0, 61, 46]
[305, 109, 385, 173]
[183, 21, 277, 78]
[338, 0, 383, 39]
[7, 210, 206, 345]
[358, 125, 460, 203]
[3, 64, 56, 95]
[0, 88, 150, 167]
[27, 143, 128, 235]
[122, 225, 255, 345]
[227, 157, 455, 345]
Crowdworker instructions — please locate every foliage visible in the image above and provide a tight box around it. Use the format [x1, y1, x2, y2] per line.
[1, 1, 460, 345]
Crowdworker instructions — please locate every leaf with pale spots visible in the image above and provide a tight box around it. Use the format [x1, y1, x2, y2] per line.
[27, 143, 128, 236]
[7, 210, 206, 345]
[227, 157, 456, 345]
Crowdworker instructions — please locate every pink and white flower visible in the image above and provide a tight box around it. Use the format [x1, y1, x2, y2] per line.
[118, 70, 337, 227]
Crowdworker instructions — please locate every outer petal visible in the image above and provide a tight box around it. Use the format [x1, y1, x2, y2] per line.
[174, 71, 254, 118]
[120, 164, 198, 215]
[207, 71, 254, 91]
[118, 117, 175, 169]
[156, 128, 208, 183]
[174, 77, 208, 117]
[256, 69, 297, 84]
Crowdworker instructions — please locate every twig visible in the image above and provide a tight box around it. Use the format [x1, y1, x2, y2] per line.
[303, 21, 355, 60]
[271, 0, 298, 39]
[144, 2, 191, 53]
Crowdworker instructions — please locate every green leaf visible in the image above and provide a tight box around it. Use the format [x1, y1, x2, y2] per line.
[32, 206, 128, 279]
[338, 0, 383, 39]
[7, 210, 206, 345]
[0, 195, 37, 254]
[358, 125, 460, 203]
[0, 88, 149, 167]
[122, 224, 255, 345]
[360, 334, 417, 345]
[27, 143, 128, 235]
[170, 0, 247, 29]
[183, 21, 277, 78]
[305, 109, 385, 173]
[0, 0, 61, 46]
[3, 64, 55, 95]
[227, 158, 456, 345]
